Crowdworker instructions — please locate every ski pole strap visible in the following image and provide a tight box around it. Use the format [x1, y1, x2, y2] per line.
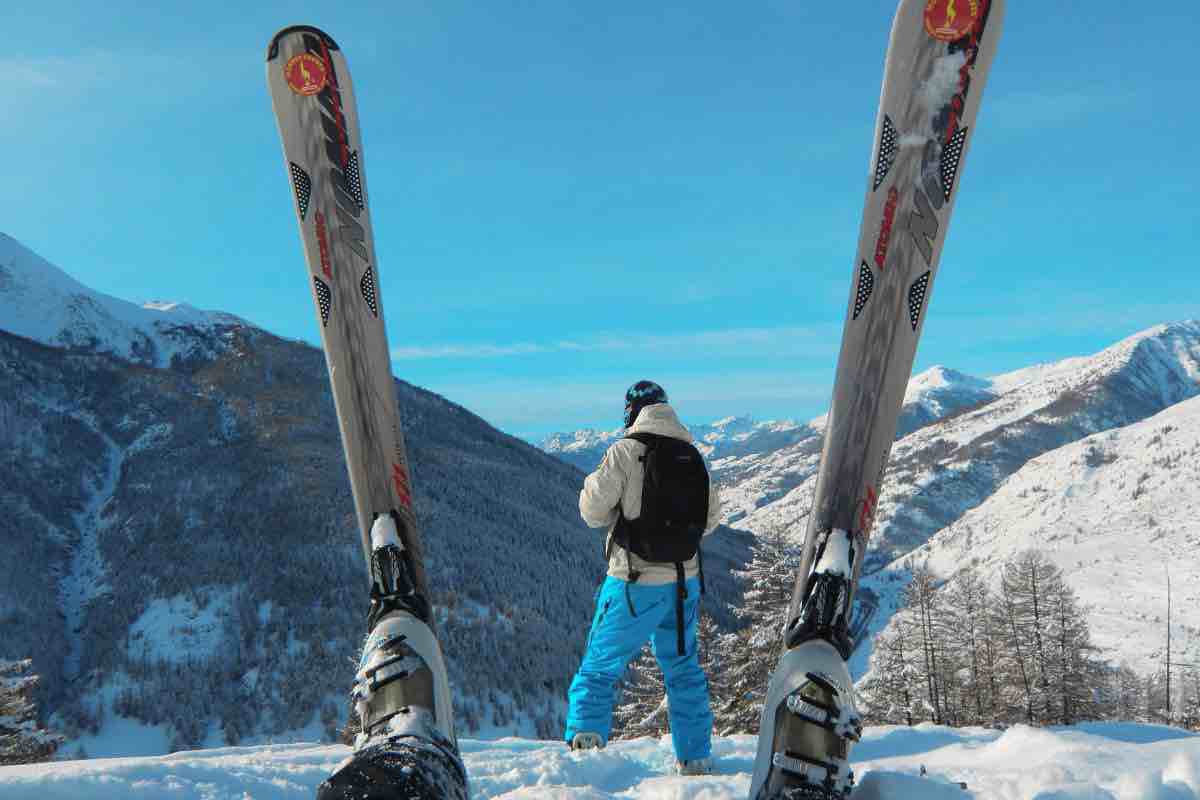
[674, 562, 687, 656]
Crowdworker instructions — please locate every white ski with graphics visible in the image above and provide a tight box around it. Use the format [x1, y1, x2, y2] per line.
[266, 25, 466, 800]
[750, 2, 1006, 797]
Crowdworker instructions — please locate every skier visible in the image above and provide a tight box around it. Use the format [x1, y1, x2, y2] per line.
[564, 380, 722, 776]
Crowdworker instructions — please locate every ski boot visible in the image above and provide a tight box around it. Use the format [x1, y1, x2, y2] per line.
[678, 756, 715, 776]
[318, 514, 468, 800]
[748, 529, 864, 800]
[569, 732, 605, 750]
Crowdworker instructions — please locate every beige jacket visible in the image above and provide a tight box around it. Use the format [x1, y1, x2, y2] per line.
[579, 403, 722, 585]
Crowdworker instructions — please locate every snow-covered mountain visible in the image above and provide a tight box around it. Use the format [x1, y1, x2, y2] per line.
[0, 232, 241, 367]
[895, 365, 996, 437]
[541, 364, 1005, 525]
[540, 414, 815, 473]
[867, 393, 1200, 677]
[718, 321, 1200, 676]
[4, 233, 744, 755]
[542, 321, 1200, 681]
[728, 322, 1200, 565]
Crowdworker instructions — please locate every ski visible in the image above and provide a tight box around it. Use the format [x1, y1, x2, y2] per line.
[750, 2, 1006, 798]
[265, 25, 467, 800]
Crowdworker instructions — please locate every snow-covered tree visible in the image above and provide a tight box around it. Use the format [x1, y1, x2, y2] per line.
[613, 606, 727, 740]
[859, 618, 921, 726]
[903, 561, 946, 724]
[1110, 664, 1145, 723]
[612, 644, 668, 740]
[942, 566, 993, 725]
[0, 659, 62, 765]
[999, 550, 1064, 724]
[1180, 669, 1200, 731]
[711, 530, 800, 735]
[1045, 579, 1102, 725]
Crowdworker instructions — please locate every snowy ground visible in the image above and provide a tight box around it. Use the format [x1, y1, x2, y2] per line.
[2, 723, 1198, 799]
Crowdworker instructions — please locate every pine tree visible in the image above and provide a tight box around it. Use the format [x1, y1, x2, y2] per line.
[0, 659, 63, 765]
[613, 607, 725, 741]
[611, 644, 669, 740]
[999, 550, 1066, 724]
[1045, 580, 1101, 725]
[904, 561, 944, 724]
[696, 608, 729, 723]
[711, 530, 800, 735]
[977, 593, 1008, 726]
[1180, 669, 1200, 731]
[1144, 670, 1170, 724]
[859, 618, 920, 726]
[943, 566, 992, 726]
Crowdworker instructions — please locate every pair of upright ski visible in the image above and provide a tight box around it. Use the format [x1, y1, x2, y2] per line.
[266, 1, 1005, 797]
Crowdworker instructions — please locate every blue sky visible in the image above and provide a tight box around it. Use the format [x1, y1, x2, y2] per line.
[3, 1, 1197, 439]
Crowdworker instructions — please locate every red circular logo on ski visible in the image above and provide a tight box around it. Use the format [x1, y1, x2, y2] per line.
[284, 53, 328, 96]
[924, 0, 983, 42]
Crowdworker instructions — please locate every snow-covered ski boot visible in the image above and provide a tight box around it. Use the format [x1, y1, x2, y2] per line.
[678, 757, 715, 776]
[749, 530, 863, 799]
[569, 732, 604, 750]
[318, 515, 467, 800]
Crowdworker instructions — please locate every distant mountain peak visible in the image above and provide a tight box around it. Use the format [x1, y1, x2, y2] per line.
[0, 232, 243, 367]
[907, 364, 991, 393]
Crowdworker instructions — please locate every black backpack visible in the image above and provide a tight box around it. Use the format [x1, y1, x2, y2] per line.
[612, 432, 710, 655]
[613, 433, 709, 563]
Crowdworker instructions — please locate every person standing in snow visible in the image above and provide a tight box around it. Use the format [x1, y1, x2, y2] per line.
[564, 380, 722, 776]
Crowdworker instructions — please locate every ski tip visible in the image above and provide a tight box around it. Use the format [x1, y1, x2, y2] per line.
[266, 25, 340, 62]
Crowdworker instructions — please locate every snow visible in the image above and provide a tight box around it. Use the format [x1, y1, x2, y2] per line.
[2, 723, 1197, 798]
[68, 704, 173, 760]
[126, 591, 234, 665]
[61, 432, 121, 681]
[0, 231, 242, 366]
[918, 52, 969, 119]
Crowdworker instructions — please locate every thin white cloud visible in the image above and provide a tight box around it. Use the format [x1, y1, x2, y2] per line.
[391, 324, 839, 361]
[984, 87, 1133, 133]
[420, 371, 833, 436]
[9, 61, 60, 88]
[392, 342, 554, 359]
[3, 52, 127, 93]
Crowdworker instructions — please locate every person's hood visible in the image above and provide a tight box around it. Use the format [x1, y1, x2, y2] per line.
[626, 403, 693, 442]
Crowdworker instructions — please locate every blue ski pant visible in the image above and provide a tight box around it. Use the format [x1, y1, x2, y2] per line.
[564, 575, 713, 761]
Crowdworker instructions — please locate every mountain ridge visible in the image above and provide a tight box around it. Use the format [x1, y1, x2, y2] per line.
[0, 232, 242, 368]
